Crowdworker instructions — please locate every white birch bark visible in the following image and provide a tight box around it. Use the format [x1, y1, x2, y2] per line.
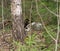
[11, 0, 26, 42]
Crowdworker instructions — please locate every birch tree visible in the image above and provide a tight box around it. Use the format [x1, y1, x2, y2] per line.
[11, 0, 26, 42]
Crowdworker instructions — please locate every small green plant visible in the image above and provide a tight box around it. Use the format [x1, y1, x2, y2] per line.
[25, 33, 37, 46]
[11, 33, 46, 51]
[12, 40, 27, 51]
[11, 33, 38, 51]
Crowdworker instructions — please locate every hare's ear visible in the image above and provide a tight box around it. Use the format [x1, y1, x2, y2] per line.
[24, 19, 29, 28]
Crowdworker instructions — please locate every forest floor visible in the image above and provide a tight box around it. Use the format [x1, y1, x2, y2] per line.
[0, 25, 60, 51]
[0, 30, 13, 51]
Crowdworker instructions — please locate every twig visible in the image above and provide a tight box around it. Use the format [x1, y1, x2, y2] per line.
[55, 0, 60, 51]
[35, 0, 56, 41]
[40, 1, 59, 17]
[2, 0, 5, 34]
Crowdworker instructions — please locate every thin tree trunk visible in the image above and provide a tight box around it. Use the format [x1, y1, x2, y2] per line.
[59, 5, 60, 25]
[11, 0, 26, 42]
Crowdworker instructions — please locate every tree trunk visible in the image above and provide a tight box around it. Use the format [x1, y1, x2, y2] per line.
[11, 0, 26, 42]
[59, 6, 60, 25]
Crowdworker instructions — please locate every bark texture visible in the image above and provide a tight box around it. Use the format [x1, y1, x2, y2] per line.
[11, 0, 26, 42]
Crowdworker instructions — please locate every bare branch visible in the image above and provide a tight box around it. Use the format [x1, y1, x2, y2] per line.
[2, 0, 5, 34]
[35, 0, 56, 41]
[40, 1, 59, 17]
[55, 0, 60, 51]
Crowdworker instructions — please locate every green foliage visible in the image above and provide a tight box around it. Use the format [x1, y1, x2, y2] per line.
[12, 34, 38, 51]
[11, 33, 47, 51]
[22, 0, 57, 25]
[0, 6, 11, 19]
[0, 0, 58, 51]
[25, 33, 37, 46]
